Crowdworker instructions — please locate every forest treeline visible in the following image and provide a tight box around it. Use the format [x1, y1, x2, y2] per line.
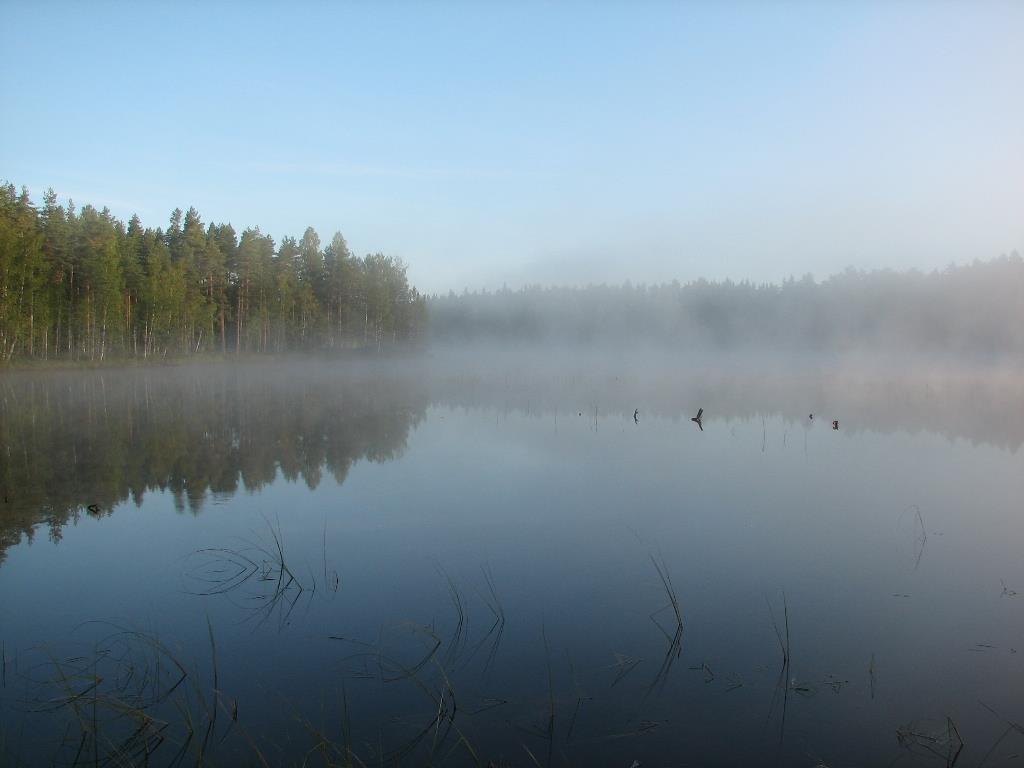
[6, 180, 1022, 364]
[430, 255, 1024, 362]
[0, 182, 427, 361]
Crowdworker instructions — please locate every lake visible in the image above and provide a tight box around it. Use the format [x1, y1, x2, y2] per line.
[2, 357, 1023, 766]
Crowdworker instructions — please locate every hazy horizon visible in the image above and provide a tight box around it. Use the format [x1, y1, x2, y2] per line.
[3, 2, 1022, 294]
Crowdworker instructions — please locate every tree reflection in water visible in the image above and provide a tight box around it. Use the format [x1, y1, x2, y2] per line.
[0, 362, 427, 562]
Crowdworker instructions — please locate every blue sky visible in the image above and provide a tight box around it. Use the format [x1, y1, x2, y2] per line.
[2, 1, 1022, 294]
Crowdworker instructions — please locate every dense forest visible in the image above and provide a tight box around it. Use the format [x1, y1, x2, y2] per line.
[0, 182, 427, 361]
[430, 255, 1024, 362]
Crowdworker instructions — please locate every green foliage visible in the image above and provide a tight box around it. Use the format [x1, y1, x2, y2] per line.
[0, 182, 427, 362]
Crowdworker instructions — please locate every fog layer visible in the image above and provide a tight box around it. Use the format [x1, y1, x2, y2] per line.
[4, 358, 1023, 563]
[430, 256, 1024, 364]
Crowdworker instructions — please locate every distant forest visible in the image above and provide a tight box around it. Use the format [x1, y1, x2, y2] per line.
[430, 255, 1024, 362]
[0, 182, 427, 361]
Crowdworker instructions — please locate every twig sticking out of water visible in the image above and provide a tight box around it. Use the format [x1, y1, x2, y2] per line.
[199, 615, 221, 762]
[290, 683, 365, 768]
[978, 701, 1024, 736]
[868, 653, 876, 700]
[895, 716, 964, 767]
[183, 519, 311, 630]
[18, 622, 241, 767]
[436, 565, 469, 671]
[610, 654, 643, 687]
[765, 591, 792, 750]
[564, 649, 590, 745]
[332, 632, 466, 766]
[464, 563, 506, 677]
[766, 592, 791, 668]
[914, 506, 927, 568]
[687, 661, 714, 683]
[651, 554, 683, 629]
[646, 554, 684, 697]
[909, 505, 928, 571]
[320, 563, 520, 763]
[542, 624, 555, 768]
[978, 700, 1024, 768]
[323, 519, 339, 593]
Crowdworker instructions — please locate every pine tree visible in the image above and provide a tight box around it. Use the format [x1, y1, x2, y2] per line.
[0, 182, 429, 362]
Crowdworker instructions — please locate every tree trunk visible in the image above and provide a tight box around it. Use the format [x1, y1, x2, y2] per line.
[68, 265, 74, 355]
[100, 310, 107, 361]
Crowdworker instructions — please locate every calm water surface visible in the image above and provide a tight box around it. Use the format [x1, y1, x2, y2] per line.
[2, 360, 1023, 766]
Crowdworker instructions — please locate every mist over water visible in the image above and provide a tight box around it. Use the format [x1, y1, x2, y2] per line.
[2, 356, 1023, 766]
[4, 1, 1024, 764]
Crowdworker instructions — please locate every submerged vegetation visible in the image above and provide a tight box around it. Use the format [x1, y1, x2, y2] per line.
[0, 182, 427, 363]
[6, 542, 1013, 767]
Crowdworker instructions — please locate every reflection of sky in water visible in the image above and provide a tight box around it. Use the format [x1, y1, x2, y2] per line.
[1, 365, 1023, 765]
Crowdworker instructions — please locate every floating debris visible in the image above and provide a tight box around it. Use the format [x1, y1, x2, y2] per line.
[611, 653, 643, 686]
[896, 717, 964, 766]
[825, 675, 849, 694]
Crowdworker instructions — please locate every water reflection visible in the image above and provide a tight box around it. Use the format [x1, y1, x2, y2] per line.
[0, 364, 426, 561]
[1, 359, 1023, 765]
[3, 361, 1023, 564]
[421, 363, 1024, 451]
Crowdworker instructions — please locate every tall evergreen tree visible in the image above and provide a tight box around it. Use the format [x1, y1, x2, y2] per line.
[0, 181, 428, 362]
